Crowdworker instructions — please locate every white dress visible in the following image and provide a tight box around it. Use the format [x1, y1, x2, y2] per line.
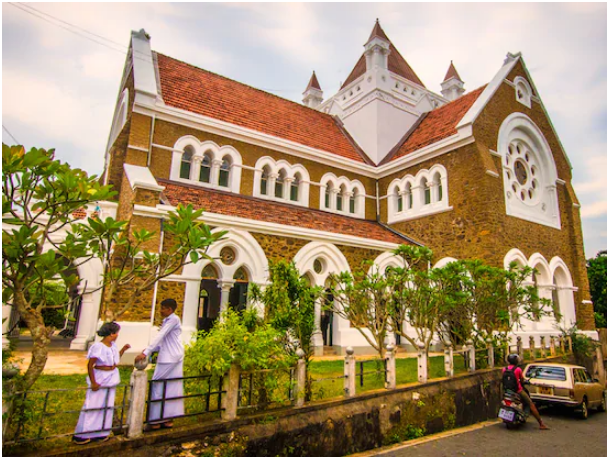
[74, 342, 121, 439]
[144, 313, 185, 422]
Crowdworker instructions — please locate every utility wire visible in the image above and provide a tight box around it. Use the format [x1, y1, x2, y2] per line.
[2, 125, 20, 144]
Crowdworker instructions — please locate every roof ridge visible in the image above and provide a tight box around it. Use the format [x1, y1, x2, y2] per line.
[154, 51, 335, 120]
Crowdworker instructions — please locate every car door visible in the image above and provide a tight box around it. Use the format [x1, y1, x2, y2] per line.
[583, 368, 600, 407]
[573, 369, 587, 404]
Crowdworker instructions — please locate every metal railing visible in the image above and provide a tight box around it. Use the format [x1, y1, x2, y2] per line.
[145, 374, 224, 426]
[355, 359, 387, 388]
[237, 367, 296, 411]
[4, 384, 129, 446]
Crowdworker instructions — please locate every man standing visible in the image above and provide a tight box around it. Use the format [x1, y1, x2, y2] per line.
[135, 298, 184, 429]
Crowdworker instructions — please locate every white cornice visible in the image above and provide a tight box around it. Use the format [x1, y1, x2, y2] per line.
[486, 170, 500, 178]
[132, 204, 400, 250]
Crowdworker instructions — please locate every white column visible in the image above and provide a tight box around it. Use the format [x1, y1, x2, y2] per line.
[191, 156, 202, 181]
[218, 280, 234, 317]
[284, 177, 294, 201]
[385, 344, 396, 389]
[268, 173, 278, 198]
[210, 159, 222, 186]
[70, 283, 103, 350]
[344, 347, 356, 398]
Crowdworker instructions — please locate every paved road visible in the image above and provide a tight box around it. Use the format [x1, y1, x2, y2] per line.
[374, 407, 607, 457]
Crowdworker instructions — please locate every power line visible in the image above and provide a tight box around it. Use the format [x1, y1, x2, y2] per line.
[2, 125, 20, 144]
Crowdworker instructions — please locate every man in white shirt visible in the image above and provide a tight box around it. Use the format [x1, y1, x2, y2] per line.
[135, 298, 184, 429]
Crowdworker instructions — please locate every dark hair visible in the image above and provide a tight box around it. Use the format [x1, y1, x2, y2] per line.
[97, 321, 120, 337]
[160, 298, 178, 311]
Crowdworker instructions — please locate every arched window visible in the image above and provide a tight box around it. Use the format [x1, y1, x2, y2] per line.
[260, 166, 270, 195]
[336, 185, 345, 211]
[180, 146, 193, 179]
[201, 264, 219, 279]
[290, 173, 300, 202]
[396, 186, 403, 212]
[199, 153, 212, 183]
[350, 189, 358, 214]
[275, 169, 286, 198]
[404, 182, 412, 210]
[422, 178, 431, 205]
[219, 157, 231, 187]
[234, 266, 248, 282]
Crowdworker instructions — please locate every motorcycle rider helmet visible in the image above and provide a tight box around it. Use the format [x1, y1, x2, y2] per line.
[507, 354, 519, 365]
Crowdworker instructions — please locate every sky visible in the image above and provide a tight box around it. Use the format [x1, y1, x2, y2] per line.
[2, 2, 606, 258]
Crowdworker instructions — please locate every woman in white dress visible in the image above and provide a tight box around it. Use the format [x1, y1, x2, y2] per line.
[72, 322, 130, 445]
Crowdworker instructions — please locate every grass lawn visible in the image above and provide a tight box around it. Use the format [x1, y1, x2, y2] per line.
[5, 355, 469, 451]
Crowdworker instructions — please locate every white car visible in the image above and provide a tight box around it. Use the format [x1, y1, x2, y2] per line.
[523, 363, 606, 419]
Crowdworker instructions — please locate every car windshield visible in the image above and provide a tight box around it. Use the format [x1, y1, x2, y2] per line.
[526, 365, 566, 381]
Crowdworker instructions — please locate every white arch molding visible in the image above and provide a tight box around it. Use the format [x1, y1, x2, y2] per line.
[181, 228, 269, 338]
[70, 257, 105, 350]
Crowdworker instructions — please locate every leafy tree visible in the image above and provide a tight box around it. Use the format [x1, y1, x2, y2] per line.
[2, 144, 114, 390]
[328, 261, 392, 358]
[587, 250, 607, 328]
[249, 259, 320, 365]
[74, 204, 225, 321]
[184, 308, 291, 377]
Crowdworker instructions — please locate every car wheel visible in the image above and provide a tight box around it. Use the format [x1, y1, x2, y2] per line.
[598, 392, 607, 413]
[578, 398, 589, 420]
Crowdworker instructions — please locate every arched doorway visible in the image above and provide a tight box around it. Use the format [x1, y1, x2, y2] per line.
[229, 266, 249, 313]
[198, 264, 221, 333]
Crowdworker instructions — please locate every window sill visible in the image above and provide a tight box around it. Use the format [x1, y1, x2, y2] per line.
[387, 205, 453, 224]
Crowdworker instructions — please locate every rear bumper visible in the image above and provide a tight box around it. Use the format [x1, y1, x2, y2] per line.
[530, 394, 580, 407]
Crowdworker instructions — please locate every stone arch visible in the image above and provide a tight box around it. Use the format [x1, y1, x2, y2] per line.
[433, 256, 459, 269]
[368, 251, 405, 275]
[550, 256, 576, 328]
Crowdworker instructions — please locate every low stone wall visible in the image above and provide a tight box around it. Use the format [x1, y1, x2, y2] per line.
[8, 356, 574, 458]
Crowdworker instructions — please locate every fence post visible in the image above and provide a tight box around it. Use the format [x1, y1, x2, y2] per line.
[344, 347, 356, 398]
[516, 336, 523, 359]
[444, 344, 454, 377]
[127, 364, 149, 438]
[221, 364, 240, 421]
[566, 336, 573, 354]
[529, 336, 536, 361]
[466, 340, 476, 373]
[560, 336, 566, 355]
[550, 335, 556, 356]
[487, 344, 495, 369]
[295, 349, 306, 408]
[540, 336, 546, 359]
[385, 344, 396, 390]
[417, 343, 428, 383]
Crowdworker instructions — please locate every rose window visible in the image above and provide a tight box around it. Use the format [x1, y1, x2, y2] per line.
[504, 140, 541, 205]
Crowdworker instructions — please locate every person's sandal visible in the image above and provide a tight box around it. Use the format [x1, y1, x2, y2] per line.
[72, 436, 91, 445]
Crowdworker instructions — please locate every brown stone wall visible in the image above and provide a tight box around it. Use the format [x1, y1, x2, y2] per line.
[336, 245, 385, 272]
[251, 233, 307, 263]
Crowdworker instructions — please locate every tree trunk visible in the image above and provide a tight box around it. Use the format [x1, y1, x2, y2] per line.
[14, 291, 52, 391]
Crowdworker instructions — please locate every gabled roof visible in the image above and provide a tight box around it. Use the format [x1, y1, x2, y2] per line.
[305, 71, 321, 91]
[160, 179, 412, 245]
[382, 85, 486, 164]
[155, 53, 366, 163]
[443, 61, 462, 82]
[341, 23, 425, 89]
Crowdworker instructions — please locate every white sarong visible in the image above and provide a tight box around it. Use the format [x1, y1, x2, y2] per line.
[148, 361, 184, 423]
[74, 342, 121, 439]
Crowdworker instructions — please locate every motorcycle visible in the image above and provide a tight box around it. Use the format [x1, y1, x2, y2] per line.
[498, 388, 530, 429]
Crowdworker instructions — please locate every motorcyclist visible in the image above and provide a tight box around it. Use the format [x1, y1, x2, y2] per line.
[503, 354, 549, 430]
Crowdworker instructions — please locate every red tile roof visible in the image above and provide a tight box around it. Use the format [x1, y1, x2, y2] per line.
[382, 85, 486, 164]
[342, 24, 425, 89]
[155, 53, 366, 163]
[160, 179, 411, 245]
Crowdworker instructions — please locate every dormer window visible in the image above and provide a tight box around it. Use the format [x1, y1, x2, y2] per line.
[513, 76, 532, 108]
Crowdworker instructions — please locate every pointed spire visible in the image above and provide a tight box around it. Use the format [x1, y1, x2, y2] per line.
[306, 71, 321, 91]
[443, 61, 462, 82]
[366, 18, 390, 45]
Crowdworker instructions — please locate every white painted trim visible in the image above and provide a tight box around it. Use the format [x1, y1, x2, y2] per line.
[124, 164, 164, 192]
[132, 204, 401, 250]
[486, 170, 499, 178]
[457, 53, 520, 130]
[489, 149, 501, 157]
[555, 178, 566, 185]
[387, 205, 453, 224]
[128, 144, 149, 153]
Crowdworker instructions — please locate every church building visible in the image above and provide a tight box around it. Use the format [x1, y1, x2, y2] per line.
[72, 21, 596, 354]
